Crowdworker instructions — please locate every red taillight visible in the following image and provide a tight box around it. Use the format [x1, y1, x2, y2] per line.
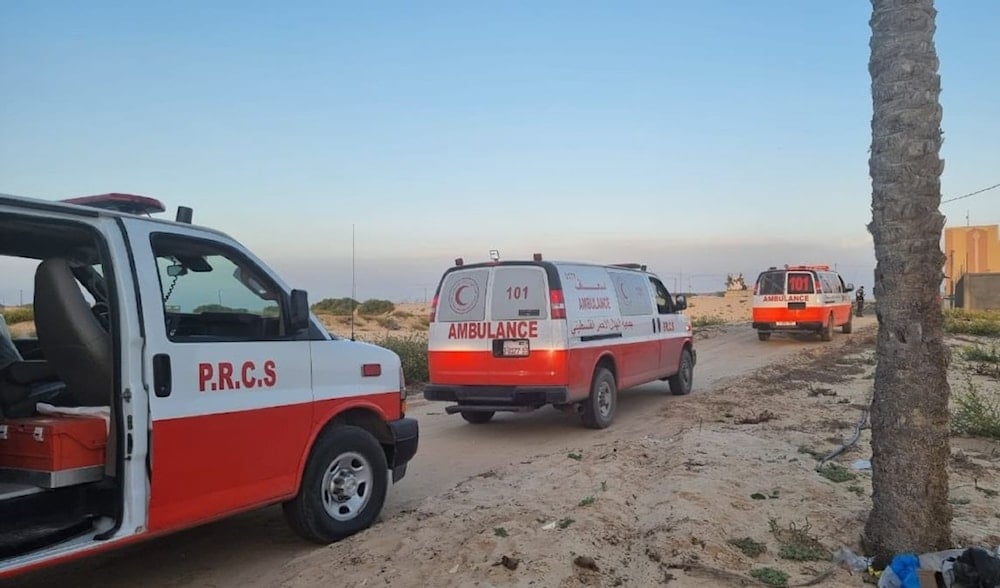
[753, 283, 759, 295]
[550, 289, 566, 319]
[429, 294, 438, 322]
[814, 279, 821, 293]
[362, 363, 382, 377]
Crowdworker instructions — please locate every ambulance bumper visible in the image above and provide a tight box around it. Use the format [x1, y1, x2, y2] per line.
[753, 321, 824, 331]
[423, 385, 569, 411]
[388, 417, 419, 483]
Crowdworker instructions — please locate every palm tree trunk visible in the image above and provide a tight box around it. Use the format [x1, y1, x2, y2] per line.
[863, 0, 952, 567]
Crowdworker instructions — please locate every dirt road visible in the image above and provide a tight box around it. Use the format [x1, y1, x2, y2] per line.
[9, 320, 876, 588]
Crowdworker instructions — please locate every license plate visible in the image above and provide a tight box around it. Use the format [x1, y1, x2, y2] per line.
[502, 339, 529, 357]
[776, 321, 795, 326]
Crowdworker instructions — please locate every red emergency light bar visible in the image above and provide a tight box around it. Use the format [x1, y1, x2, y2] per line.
[784, 264, 831, 272]
[62, 193, 166, 215]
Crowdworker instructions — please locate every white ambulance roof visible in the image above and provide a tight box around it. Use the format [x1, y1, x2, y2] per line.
[0, 192, 231, 240]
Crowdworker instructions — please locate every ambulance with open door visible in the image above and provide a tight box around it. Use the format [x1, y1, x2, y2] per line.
[0, 192, 418, 579]
[751, 264, 855, 341]
[425, 255, 696, 429]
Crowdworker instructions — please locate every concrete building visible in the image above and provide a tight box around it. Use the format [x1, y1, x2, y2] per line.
[943, 224, 1000, 298]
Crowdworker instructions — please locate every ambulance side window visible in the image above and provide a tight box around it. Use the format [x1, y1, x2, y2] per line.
[649, 278, 674, 314]
[150, 234, 287, 342]
[819, 273, 839, 294]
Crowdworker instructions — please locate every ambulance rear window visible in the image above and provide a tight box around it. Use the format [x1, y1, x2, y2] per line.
[756, 271, 786, 295]
[491, 266, 548, 320]
[435, 269, 489, 322]
[786, 272, 815, 294]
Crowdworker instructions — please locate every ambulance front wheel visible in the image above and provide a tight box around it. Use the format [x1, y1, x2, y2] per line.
[283, 425, 389, 544]
[581, 367, 616, 429]
[842, 313, 853, 334]
[757, 331, 771, 341]
[668, 348, 694, 396]
[461, 410, 495, 424]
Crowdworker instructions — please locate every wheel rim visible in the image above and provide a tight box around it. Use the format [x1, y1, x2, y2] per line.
[321, 451, 373, 521]
[596, 379, 613, 418]
[681, 354, 692, 389]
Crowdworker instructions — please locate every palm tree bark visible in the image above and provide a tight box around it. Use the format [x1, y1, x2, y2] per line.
[863, 0, 952, 567]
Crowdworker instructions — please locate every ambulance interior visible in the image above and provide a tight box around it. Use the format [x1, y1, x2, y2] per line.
[0, 216, 120, 560]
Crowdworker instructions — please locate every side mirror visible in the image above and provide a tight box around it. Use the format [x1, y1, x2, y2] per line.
[287, 289, 310, 333]
[675, 295, 687, 310]
[846, 283, 855, 292]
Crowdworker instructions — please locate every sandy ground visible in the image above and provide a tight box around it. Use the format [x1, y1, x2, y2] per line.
[9, 299, 999, 588]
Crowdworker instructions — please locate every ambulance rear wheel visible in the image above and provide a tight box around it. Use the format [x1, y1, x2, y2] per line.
[581, 367, 616, 429]
[842, 313, 853, 334]
[821, 313, 834, 341]
[668, 348, 694, 396]
[757, 331, 771, 341]
[461, 410, 494, 424]
[283, 425, 389, 544]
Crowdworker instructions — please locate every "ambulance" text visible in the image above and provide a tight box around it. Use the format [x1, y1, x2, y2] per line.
[761, 295, 810, 302]
[447, 321, 539, 340]
[579, 296, 612, 310]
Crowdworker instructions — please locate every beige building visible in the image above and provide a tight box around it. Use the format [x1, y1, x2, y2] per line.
[944, 225, 1000, 297]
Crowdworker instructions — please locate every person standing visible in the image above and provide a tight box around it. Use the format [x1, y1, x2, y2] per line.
[855, 286, 866, 317]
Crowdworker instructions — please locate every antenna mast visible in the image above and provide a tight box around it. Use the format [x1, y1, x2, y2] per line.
[351, 223, 356, 341]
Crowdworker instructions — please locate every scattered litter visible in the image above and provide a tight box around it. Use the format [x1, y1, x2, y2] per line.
[950, 547, 1000, 587]
[875, 546, 1000, 587]
[492, 555, 519, 570]
[448, 564, 459, 574]
[833, 547, 872, 573]
[573, 555, 599, 571]
[851, 459, 872, 471]
[541, 521, 556, 530]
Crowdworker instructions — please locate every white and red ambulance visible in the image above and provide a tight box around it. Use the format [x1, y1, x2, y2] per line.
[425, 255, 696, 428]
[0, 192, 418, 579]
[751, 264, 855, 341]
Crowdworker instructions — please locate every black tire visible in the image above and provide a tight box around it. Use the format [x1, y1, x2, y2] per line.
[757, 331, 771, 341]
[842, 312, 853, 334]
[282, 425, 389, 544]
[820, 313, 834, 341]
[581, 367, 616, 429]
[460, 411, 494, 424]
[668, 348, 694, 396]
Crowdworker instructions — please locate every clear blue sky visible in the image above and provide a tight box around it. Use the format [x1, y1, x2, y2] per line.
[2, 1, 998, 301]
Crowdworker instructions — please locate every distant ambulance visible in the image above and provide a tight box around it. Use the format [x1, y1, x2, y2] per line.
[424, 255, 696, 429]
[751, 264, 855, 341]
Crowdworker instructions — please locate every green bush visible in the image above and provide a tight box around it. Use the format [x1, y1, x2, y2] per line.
[692, 314, 727, 328]
[373, 334, 428, 384]
[961, 344, 1000, 363]
[750, 568, 788, 587]
[945, 309, 1000, 337]
[374, 316, 400, 330]
[311, 297, 358, 316]
[358, 299, 395, 316]
[1, 306, 34, 325]
[952, 378, 1000, 440]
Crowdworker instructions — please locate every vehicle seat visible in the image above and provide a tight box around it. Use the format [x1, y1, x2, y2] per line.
[0, 314, 68, 418]
[33, 258, 112, 407]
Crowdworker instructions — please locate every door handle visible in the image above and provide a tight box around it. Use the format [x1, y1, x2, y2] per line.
[153, 353, 172, 398]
